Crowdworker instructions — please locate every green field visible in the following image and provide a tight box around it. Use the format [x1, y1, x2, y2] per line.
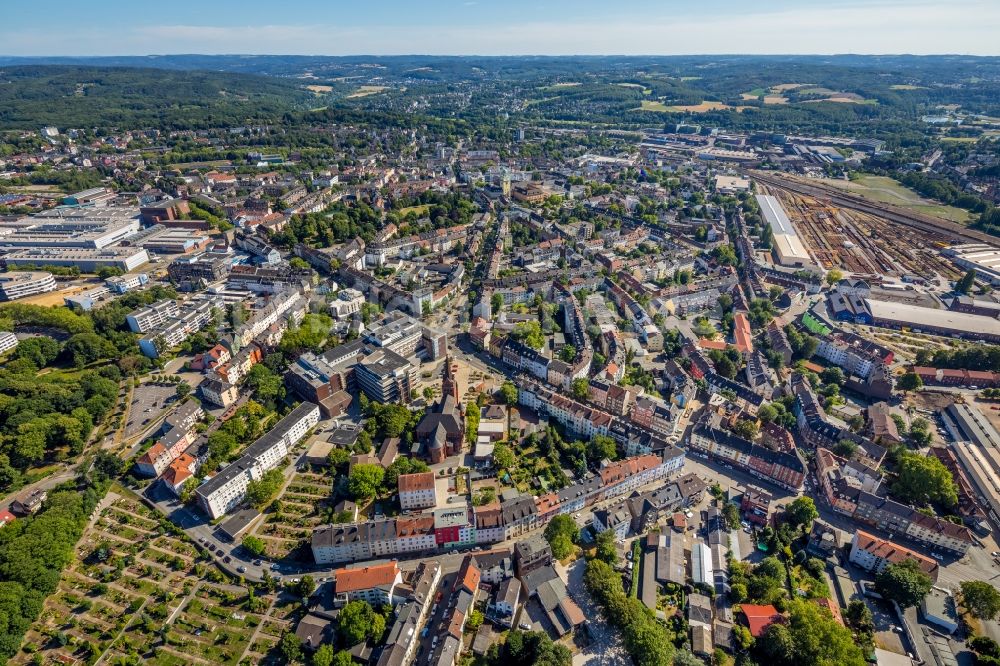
[820, 175, 973, 224]
[638, 100, 671, 112]
[398, 204, 431, 217]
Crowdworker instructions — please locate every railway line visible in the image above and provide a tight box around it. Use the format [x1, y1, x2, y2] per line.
[751, 171, 998, 246]
[756, 180, 964, 281]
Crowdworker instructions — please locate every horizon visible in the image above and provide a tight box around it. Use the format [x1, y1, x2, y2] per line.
[3, 0, 999, 57]
[2, 52, 999, 59]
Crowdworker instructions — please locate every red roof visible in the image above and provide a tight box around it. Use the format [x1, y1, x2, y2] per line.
[0, 509, 15, 527]
[398, 471, 435, 493]
[733, 312, 753, 353]
[739, 604, 782, 637]
[816, 598, 844, 625]
[335, 562, 400, 593]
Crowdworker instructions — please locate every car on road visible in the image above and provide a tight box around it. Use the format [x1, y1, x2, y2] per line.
[237, 565, 247, 573]
[253, 560, 262, 566]
[518, 622, 531, 630]
[224, 556, 232, 563]
[271, 563, 281, 570]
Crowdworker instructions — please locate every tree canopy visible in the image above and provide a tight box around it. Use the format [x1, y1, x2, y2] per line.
[544, 514, 579, 560]
[875, 560, 933, 608]
[892, 451, 958, 508]
[961, 581, 1000, 620]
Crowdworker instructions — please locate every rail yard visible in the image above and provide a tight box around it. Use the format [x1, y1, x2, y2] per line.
[754, 173, 967, 281]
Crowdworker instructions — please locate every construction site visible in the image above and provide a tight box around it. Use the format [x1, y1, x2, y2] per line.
[753, 173, 971, 282]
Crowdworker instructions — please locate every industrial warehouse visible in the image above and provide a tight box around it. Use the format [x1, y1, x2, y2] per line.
[755, 194, 812, 268]
[942, 403, 1000, 525]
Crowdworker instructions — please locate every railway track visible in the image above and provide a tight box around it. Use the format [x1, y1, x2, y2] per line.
[751, 171, 998, 247]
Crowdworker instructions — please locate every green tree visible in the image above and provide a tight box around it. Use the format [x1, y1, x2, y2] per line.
[338, 600, 385, 646]
[491, 292, 504, 316]
[875, 560, 933, 608]
[587, 434, 618, 462]
[327, 447, 351, 469]
[297, 575, 316, 598]
[544, 514, 579, 560]
[897, 372, 923, 393]
[492, 443, 515, 472]
[785, 496, 819, 530]
[892, 451, 958, 508]
[312, 644, 335, 666]
[781, 598, 866, 666]
[245, 468, 284, 509]
[571, 377, 589, 401]
[511, 320, 545, 349]
[825, 269, 844, 286]
[467, 609, 484, 632]
[500, 381, 519, 405]
[594, 528, 618, 565]
[957, 269, 977, 295]
[961, 581, 1000, 620]
[241, 535, 266, 557]
[348, 463, 385, 501]
[279, 633, 303, 663]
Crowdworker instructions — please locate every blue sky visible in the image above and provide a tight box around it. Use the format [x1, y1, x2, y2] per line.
[2, 0, 998, 56]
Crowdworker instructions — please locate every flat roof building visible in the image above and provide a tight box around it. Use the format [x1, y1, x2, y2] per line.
[0, 270, 56, 301]
[868, 298, 1000, 343]
[2, 246, 149, 272]
[756, 194, 812, 267]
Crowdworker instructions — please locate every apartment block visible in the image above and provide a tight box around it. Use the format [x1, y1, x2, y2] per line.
[398, 472, 437, 511]
[196, 402, 319, 519]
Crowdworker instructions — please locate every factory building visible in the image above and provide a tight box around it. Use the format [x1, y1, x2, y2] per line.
[867, 299, 1000, 343]
[943, 244, 1000, 286]
[755, 194, 812, 268]
[1, 246, 149, 272]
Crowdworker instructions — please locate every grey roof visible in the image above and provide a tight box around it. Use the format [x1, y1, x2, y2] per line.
[197, 402, 318, 498]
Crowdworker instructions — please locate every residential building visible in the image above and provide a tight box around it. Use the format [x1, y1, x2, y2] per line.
[848, 530, 939, 582]
[196, 402, 319, 519]
[398, 472, 437, 511]
[334, 561, 403, 607]
[126, 299, 179, 333]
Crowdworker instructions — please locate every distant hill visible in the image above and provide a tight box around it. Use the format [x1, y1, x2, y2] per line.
[0, 65, 312, 129]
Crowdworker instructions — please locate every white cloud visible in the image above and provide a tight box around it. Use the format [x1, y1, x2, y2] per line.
[1, 0, 998, 55]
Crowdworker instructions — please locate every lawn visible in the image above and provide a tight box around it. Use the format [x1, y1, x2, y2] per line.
[398, 204, 431, 217]
[638, 100, 732, 113]
[818, 175, 972, 224]
[346, 85, 388, 98]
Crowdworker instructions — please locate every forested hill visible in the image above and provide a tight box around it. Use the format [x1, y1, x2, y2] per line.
[0, 65, 313, 130]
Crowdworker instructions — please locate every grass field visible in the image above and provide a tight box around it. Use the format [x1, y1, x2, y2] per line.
[540, 82, 581, 91]
[398, 203, 431, 217]
[639, 100, 731, 113]
[304, 85, 332, 95]
[890, 84, 927, 90]
[638, 100, 671, 112]
[346, 85, 387, 98]
[820, 175, 973, 224]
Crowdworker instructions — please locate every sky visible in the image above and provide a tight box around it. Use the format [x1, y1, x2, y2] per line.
[2, 0, 999, 57]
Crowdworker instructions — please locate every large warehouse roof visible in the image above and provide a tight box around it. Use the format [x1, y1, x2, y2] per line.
[756, 194, 796, 236]
[868, 299, 1000, 337]
[756, 194, 811, 265]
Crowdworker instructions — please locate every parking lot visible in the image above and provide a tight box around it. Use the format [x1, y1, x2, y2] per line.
[123, 382, 179, 438]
